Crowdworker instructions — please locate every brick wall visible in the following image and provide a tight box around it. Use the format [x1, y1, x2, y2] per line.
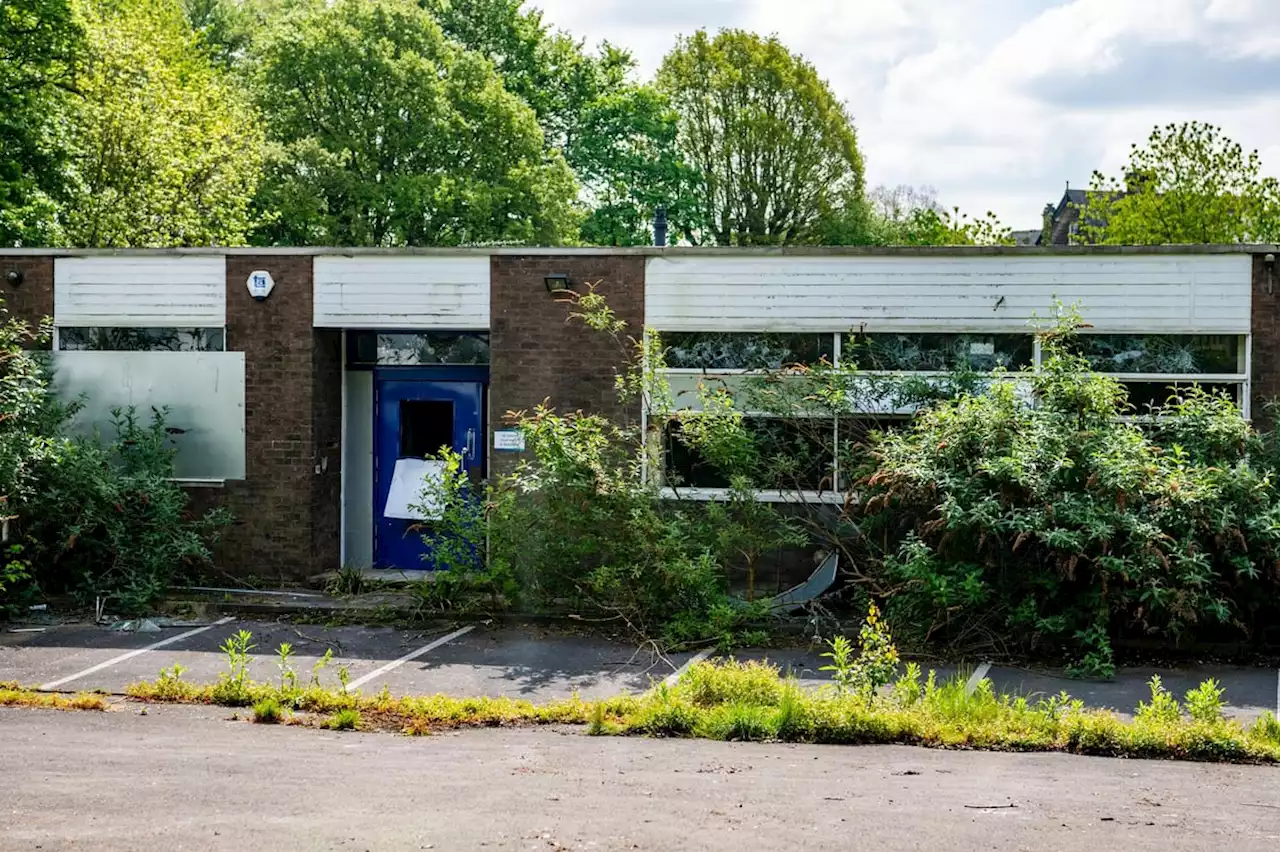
[489, 255, 645, 475]
[1, 257, 54, 343]
[1252, 253, 1278, 427]
[210, 256, 326, 583]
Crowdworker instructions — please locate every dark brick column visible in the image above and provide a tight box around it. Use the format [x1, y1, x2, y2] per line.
[488, 254, 645, 476]
[213, 255, 332, 583]
[1, 257, 54, 345]
[311, 328, 343, 575]
[1252, 253, 1279, 429]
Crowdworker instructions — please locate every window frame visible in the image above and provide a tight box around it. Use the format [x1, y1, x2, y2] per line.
[648, 329, 1252, 501]
[50, 324, 236, 487]
[53, 326, 228, 353]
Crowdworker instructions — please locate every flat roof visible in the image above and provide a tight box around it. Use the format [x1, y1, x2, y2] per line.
[1, 244, 1277, 257]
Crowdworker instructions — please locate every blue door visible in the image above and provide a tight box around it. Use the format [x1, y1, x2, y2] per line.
[374, 371, 484, 570]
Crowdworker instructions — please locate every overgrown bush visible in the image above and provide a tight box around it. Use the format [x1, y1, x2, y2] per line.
[0, 301, 61, 615]
[424, 405, 753, 641]
[23, 408, 232, 614]
[860, 309, 1280, 672]
[415, 290, 1280, 669]
[416, 292, 808, 645]
[1, 293, 230, 616]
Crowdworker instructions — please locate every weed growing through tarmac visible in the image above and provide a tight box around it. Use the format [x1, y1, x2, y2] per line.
[310, 649, 334, 687]
[276, 643, 297, 693]
[117, 627, 1280, 764]
[252, 697, 284, 724]
[327, 708, 361, 731]
[1, 682, 108, 711]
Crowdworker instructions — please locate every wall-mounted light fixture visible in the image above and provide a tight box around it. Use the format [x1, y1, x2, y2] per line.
[544, 273, 570, 293]
[5, 269, 22, 287]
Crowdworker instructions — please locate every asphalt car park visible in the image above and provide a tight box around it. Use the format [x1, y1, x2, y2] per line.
[2, 619, 1277, 722]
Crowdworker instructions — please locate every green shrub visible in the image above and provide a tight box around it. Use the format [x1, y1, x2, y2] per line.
[1184, 678, 1225, 724]
[1135, 675, 1182, 726]
[23, 408, 231, 614]
[395, 308, 812, 647]
[1250, 711, 1280, 745]
[821, 602, 901, 695]
[858, 307, 1280, 665]
[210, 630, 256, 706]
[0, 300, 61, 616]
[1, 292, 231, 617]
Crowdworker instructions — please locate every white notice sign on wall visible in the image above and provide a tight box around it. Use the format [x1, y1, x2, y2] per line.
[493, 430, 526, 452]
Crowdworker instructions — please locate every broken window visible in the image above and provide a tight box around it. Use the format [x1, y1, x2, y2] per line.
[57, 327, 225, 352]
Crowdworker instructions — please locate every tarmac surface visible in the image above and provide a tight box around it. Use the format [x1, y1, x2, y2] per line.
[3, 618, 1278, 722]
[4, 706, 1280, 851]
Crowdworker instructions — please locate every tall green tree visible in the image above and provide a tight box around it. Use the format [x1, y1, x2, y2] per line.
[1079, 121, 1280, 245]
[64, 0, 263, 246]
[657, 29, 867, 246]
[0, 0, 82, 245]
[251, 0, 577, 246]
[421, 0, 558, 129]
[563, 46, 699, 246]
[424, 0, 695, 245]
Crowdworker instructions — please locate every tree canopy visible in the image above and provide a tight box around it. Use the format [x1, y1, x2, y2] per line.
[1079, 121, 1280, 245]
[424, 1, 693, 245]
[250, 0, 577, 246]
[12, 1, 1263, 250]
[0, 0, 81, 245]
[657, 29, 867, 246]
[62, 0, 262, 247]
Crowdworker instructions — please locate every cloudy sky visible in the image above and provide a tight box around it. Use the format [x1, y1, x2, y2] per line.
[533, 0, 1280, 229]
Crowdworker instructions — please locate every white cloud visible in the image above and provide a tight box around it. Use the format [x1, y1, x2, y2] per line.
[532, 0, 1280, 227]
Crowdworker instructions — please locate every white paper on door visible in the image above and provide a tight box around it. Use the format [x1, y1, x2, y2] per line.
[383, 458, 445, 521]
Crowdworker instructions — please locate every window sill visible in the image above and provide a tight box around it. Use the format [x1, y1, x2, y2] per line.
[658, 486, 851, 505]
[172, 478, 226, 488]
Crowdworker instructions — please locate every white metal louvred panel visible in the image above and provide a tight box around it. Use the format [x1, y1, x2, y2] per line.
[54, 256, 226, 327]
[313, 256, 490, 329]
[645, 255, 1252, 334]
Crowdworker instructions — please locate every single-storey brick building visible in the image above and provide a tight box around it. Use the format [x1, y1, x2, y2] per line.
[2, 245, 1275, 581]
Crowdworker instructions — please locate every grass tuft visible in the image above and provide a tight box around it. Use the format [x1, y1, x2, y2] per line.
[327, 708, 361, 731]
[1, 684, 108, 712]
[252, 697, 284, 724]
[113, 631, 1280, 765]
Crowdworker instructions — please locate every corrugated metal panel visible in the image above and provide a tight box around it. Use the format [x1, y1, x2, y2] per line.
[52, 351, 246, 480]
[54, 257, 226, 327]
[645, 255, 1253, 333]
[313, 257, 490, 329]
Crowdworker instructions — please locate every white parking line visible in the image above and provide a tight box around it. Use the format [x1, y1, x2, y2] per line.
[39, 617, 236, 691]
[343, 625, 474, 693]
[663, 647, 715, 687]
[965, 661, 993, 696]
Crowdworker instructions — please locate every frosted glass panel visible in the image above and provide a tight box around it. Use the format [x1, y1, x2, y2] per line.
[51, 351, 246, 480]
